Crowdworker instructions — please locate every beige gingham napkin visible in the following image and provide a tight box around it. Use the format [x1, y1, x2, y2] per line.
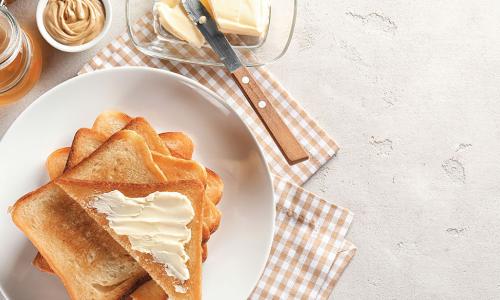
[251, 176, 355, 299]
[79, 15, 356, 299]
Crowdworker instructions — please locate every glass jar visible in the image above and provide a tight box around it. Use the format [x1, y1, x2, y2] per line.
[0, 5, 42, 105]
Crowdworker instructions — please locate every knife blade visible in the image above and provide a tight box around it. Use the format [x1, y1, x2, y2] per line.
[181, 0, 309, 165]
[181, 0, 241, 72]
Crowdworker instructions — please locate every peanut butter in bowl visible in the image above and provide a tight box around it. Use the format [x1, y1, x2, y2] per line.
[43, 0, 105, 46]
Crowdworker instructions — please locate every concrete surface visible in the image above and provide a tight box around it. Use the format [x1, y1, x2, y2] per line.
[2, 0, 500, 299]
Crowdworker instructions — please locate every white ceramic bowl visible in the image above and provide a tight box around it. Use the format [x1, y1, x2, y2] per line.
[36, 0, 112, 52]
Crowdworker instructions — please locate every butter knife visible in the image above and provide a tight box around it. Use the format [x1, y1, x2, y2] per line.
[181, 0, 309, 165]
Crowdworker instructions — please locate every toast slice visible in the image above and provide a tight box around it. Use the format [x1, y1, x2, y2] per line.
[63, 130, 167, 183]
[46, 147, 70, 179]
[202, 243, 208, 263]
[35, 127, 167, 273]
[203, 196, 221, 235]
[203, 169, 223, 236]
[12, 183, 148, 300]
[159, 132, 194, 159]
[13, 130, 169, 299]
[63, 126, 219, 242]
[151, 152, 213, 242]
[33, 252, 54, 274]
[152, 152, 207, 185]
[55, 179, 204, 300]
[44, 132, 200, 179]
[36, 129, 220, 272]
[92, 111, 132, 138]
[34, 117, 222, 298]
[38, 126, 223, 256]
[65, 128, 107, 170]
[92, 111, 189, 159]
[124, 117, 171, 155]
[128, 279, 167, 300]
[205, 168, 223, 205]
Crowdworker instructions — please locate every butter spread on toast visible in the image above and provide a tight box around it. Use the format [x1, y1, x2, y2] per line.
[92, 190, 194, 284]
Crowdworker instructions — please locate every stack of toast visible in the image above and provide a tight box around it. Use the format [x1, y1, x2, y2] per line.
[10, 111, 224, 300]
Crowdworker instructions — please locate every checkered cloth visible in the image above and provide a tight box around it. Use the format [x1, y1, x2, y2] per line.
[79, 14, 356, 299]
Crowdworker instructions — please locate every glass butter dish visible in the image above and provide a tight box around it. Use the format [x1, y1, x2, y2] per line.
[126, 0, 297, 67]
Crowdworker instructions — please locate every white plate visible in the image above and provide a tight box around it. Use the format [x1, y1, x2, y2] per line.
[0, 67, 275, 300]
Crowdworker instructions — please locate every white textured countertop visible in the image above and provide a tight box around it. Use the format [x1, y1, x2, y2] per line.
[2, 1, 500, 299]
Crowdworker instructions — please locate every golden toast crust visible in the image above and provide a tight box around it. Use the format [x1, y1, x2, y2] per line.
[26, 112, 222, 300]
[65, 128, 107, 170]
[15, 130, 169, 299]
[128, 279, 168, 300]
[55, 179, 203, 300]
[36, 130, 222, 273]
[46, 147, 70, 180]
[125, 118, 171, 156]
[92, 111, 132, 138]
[159, 132, 194, 159]
[64, 130, 167, 183]
[12, 183, 148, 300]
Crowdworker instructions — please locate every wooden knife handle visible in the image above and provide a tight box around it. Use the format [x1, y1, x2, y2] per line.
[231, 67, 309, 165]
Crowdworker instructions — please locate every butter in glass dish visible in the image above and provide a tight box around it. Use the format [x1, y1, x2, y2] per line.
[154, 0, 270, 48]
[126, 0, 296, 67]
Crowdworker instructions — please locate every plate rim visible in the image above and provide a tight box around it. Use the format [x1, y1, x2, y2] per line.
[0, 66, 275, 299]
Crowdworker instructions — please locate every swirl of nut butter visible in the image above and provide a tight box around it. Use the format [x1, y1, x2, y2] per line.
[43, 0, 105, 46]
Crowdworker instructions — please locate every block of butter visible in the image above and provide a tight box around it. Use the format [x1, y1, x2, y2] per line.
[155, 0, 205, 48]
[206, 0, 270, 37]
[155, 0, 269, 48]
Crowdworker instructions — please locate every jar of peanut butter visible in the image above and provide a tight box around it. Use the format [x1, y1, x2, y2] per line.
[0, 5, 42, 105]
